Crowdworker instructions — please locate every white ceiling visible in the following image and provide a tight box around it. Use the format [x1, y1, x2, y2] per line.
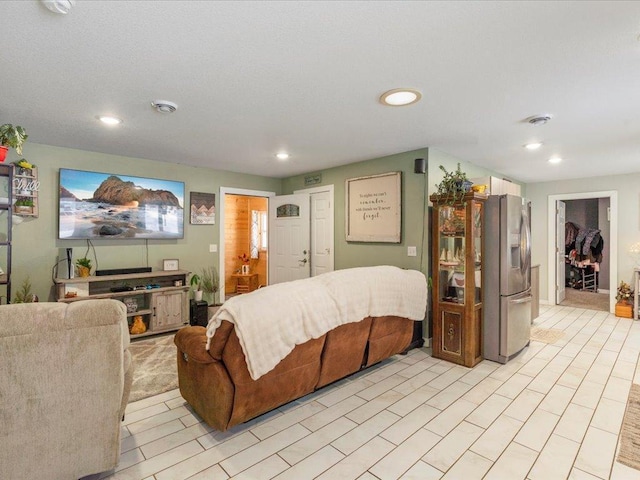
[2, 1, 639, 183]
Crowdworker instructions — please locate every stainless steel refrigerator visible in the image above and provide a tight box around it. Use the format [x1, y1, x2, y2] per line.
[484, 194, 532, 363]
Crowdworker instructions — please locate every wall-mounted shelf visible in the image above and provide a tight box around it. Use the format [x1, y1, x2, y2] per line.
[13, 166, 38, 217]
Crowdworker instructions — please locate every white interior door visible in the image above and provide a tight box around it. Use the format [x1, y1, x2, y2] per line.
[269, 193, 310, 284]
[310, 190, 334, 277]
[556, 200, 566, 304]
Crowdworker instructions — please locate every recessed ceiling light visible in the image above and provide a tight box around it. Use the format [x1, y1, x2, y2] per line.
[524, 142, 543, 150]
[276, 152, 290, 160]
[380, 88, 422, 107]
[548, 157, 562, 164]
[41, 0, 75, 14]
[98, 116, 123, 126]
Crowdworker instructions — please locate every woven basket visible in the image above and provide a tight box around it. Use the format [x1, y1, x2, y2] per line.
[615, 302, 633, 319]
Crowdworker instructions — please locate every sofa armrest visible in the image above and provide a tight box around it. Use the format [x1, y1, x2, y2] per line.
[174, 326, 218, 364]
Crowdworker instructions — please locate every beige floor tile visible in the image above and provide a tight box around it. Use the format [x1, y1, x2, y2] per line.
[393, 369, 441, 395]
[345, 390, 404, 424]
[279, 417, 357, 465]
[572, 380, 605, 410]
[220, 424, 310, 476]
[503, 389, 545, 422]
[528, 433, 580, 480]
[494, 373, 533, 399]
[357, 374, 409, 401]
[538, 384, 576, 416]
[424, 399, 477, 437]
[110, 441, 204, 480]
[590, 397, 627, 434]
[574, 427, 618, 479]
[141, 422, 213, 459]
[300, 395, 365, 432]
[230, 455, 289, 480]
[426, 380, 474, 410]
[513, 408, 560, 452]
[483, 442, 538, 480]
[369, 428, 442, 480]
[557, 366, 589, 389]
[554, 403, 594, 443]
[332, 409, 400, 456]
[126, 406, 191, 435]
[273, 445, 344, 480]
[470, 414, 524, 461]
[422, 421, 483, 472]
[441, 450, 492, 480]
[316, 436, 395, 480]
[602, 375, 632, 402]
[155, 432, 259, 480]
[121, 419, 184, 454]
[465, 393, 512, 429]
[251, 402, 325, 440]
[388, 384, 439, 416]
[380, 403, 440, 445]
[610, 460, 640, 480]
[461, 376, 504, 405]
[400, 460, 444, 480]
[185, 464, 228, 480]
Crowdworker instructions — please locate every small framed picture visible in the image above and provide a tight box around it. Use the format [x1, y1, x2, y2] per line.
[163, 259, 179, 271]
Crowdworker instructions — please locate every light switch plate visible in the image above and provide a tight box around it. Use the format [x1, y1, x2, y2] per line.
[209, 244, 217, 253]
[407, 246, 417, 257]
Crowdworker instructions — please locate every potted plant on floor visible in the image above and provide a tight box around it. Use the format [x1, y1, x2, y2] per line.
[0, 124, 28, 162]
[75, 257, 92, 277]
[615, 281, 634, 318]
[190, 273, 203, 301]
[200, 266, 220, 309]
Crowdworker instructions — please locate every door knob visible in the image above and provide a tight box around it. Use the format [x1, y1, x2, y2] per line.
[299, 258, 308, 265]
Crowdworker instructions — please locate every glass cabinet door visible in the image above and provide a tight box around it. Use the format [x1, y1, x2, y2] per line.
[473, 200, 482, 304]
[438, 204, 466, 304]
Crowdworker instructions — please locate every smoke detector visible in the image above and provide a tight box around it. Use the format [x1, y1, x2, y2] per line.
[42, 0, 75, 14]
[151, 100, 178, 114]
[527, 114, 553, 126]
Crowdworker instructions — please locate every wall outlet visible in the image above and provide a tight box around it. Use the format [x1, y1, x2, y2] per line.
[209, 244, 217, 253]
[407, 246, 417, 257]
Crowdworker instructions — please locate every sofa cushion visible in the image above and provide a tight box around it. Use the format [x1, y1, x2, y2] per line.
[365, 316, 413, 367]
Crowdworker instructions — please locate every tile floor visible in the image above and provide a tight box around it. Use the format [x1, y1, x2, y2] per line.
[103, 304, 640, 479]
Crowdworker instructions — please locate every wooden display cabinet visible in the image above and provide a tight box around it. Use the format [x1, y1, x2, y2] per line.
[430, 192, 487, 367]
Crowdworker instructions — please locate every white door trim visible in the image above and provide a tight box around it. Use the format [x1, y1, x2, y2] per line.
[219, 187, 276, 302]
[547, 190, 617, 312]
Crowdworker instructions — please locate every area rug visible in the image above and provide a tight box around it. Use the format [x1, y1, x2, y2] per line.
[530, 327, 565, 344]
[128, 333, 178, 403]
[617, 384, 640, 470]
[560, 288, 610, 312]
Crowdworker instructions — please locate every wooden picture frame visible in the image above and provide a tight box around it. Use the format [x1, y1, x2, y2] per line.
[345, 171, 401, 243]
[190, 191, 216, 225]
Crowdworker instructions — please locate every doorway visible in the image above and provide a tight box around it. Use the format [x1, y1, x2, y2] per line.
[547, 190, 617, 313]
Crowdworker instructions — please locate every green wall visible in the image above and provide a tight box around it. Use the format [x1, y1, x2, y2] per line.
[7, 143, 281, 302]
[282, 148, 431, 274]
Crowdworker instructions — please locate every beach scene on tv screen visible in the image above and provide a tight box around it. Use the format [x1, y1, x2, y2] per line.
[59, 169, 184, 239]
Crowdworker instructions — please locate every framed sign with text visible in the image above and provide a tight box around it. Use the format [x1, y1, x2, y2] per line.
[345, 171, 401, 243]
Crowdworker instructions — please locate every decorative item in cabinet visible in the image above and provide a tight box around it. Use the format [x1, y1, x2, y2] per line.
[12, 163, 38, 217]
[430, 191, 487, 367]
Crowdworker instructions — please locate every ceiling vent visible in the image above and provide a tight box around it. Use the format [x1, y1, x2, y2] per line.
[527, 114, 552, 126]
[151, 100, 178, 114]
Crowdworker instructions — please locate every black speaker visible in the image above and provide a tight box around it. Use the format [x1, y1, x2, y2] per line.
[414, 158, 426, 174]
[190, 300, 209, 327]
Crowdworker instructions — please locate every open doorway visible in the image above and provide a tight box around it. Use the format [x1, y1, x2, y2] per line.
[547, 190, 618, 313]
[219, 187, 275, 302]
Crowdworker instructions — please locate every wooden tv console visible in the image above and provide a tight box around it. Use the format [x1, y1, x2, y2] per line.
[55, 270, 190, 339]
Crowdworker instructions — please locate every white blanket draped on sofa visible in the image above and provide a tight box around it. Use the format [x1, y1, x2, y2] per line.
[206, 265, 427, 380]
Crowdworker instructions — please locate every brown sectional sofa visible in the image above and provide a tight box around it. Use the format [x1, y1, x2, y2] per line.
[174, 314, 414, 431]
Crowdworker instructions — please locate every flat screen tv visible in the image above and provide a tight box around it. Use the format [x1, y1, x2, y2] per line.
[58, 168, 185, 240]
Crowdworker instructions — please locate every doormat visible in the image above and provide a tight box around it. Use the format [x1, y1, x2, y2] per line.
[128, 333, 178, 403]
[530, 327, 565, 344]
[617, 383, 640, 471]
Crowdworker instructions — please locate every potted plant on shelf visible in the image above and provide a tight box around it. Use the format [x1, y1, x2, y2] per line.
[75, 257, 92, 278]
[14, 197, 34, 214]
[615, 281, 634, 318]
[0, 124, 28, 162]
[190, 273, 203, 301]
[12, 158, 35, 176]
[432, 163, 473, 205]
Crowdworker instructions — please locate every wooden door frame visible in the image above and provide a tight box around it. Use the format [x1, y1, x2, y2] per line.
[546, 190, 617, 312]
[219, 187, 275, 302]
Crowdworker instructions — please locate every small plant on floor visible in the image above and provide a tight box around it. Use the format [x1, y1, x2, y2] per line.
[616, 281, 633, 304]
[200, 266, 220, 306]
[190, 273, 203, 301]
[13, 276, 38, 303]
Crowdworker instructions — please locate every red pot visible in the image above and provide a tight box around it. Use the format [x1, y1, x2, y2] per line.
[0, 146, 7, 163]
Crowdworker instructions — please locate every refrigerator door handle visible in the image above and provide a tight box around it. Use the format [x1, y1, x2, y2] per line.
[510, 296, 532, 305]
[520, 210, 532, 275]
